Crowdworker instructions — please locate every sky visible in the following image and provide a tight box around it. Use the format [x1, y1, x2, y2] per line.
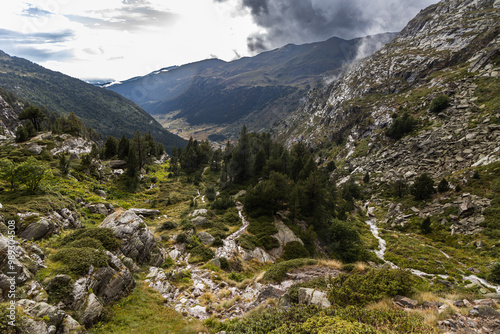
[0, 0, 438, 81]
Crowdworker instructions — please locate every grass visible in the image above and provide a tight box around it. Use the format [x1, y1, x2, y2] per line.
[91, 281, 206, 334]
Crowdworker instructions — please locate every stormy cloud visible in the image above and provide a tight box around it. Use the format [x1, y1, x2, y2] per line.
[234, 0, 438, 52]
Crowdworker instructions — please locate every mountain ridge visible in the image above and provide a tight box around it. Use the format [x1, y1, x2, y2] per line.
[0, 50, 186, 152]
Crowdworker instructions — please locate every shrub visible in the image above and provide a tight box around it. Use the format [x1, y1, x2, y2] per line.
[238, 234, 257, 250]
[219, 257, 230, 271]
[212, 236, 224, 247]
[205, 184, 216, 202]
[52, 247, 108, 276]
[327, 269, 415, 307]
[66, 237, 103, 249]
[45, 275, 73, 304]
[157, 221, 177, 231]
[386, 113, 417, 140]
[420, 217, 432, 234]
[258, 236, 280, 251]
[188, 245, 215, 263]
[437, 178, 450, 193]
[282, 241, 310, 260]
[326, 219, 367, 263]
[429, 94, 450, 113]
[212, 196, 235, 211]
[489, 262, 500, 284]
[60, 228, 120, 251]
[176, 233, 188, 243]
[263, 258, 317, 283]
[247, 216, 278, 238]
[410, 173, 436, 200]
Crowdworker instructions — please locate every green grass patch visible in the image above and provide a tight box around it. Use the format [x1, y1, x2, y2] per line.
[262, 258, 317, 283]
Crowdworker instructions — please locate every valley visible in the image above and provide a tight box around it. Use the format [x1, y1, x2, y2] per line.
[0, 0, 500, 333]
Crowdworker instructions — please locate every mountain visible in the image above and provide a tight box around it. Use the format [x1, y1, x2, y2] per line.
[0, 51, 186, 152]
[275, 0, 500, 182]
[104, 33, 396, 141]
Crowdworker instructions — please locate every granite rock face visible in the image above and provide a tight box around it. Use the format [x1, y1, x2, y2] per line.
[99, 210, 164, 266]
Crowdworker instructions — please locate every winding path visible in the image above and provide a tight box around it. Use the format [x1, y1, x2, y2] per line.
[215, 205, 250, 259]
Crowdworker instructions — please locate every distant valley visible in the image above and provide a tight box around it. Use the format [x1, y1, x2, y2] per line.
[103, 33, 397, 142]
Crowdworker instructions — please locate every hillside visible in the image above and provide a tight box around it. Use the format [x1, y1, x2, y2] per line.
[104, 33, 396, 141]
[1, 0, 500, 333]
[0, 51, 186, 152]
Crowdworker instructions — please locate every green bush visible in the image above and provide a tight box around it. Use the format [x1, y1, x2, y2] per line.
[386, 113, 417, 140]
[52, 247, 108, 276]
[156, 221, 177, 231]
[219, 257, 230, 271]
[66, 237, 103, 249]
[211, 196, 235, 211]
[247, 216, 278, 238]
[258, 236, 280, 251]
[46, 275, 73, 304]
[489, 262, 500, 284]
[282, 241, 310, 260]
[410, 173, 436, 200]
[420, 217, 432, 234]
[429, 94, 450, 113]
[176, 233, 188, 243]
[188, 245, 215, 263]
[238, 234, 257, 250]
[437, 178, 450, 193]
[327, 219, 367, 263]
[327, 269, 415, 307]
[60, 228, 120, 251]
[263, 258, 317, 283]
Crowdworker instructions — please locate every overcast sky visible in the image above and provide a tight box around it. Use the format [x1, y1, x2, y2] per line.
[0, 0, 438, 81]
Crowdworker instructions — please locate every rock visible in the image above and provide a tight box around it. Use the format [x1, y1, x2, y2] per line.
[19, 217, 56, 241]
[393, 295, 418, 309]
[99, 210, 163, 266]
[27, 144, 43, 155]
[88, 203, 111, 216]
[298, 288, 331, 308]
[278, 293, 292, 308]
[188, 305, 207, 319]
[191, 209, 208, 217]
[88, 266, 135, 304]
[108, 160, 127, 169]
[242, 247, 274, 263]
[121, 257, 141, 273]
[469, 306, 500, 318]
[198, 232, 215, 245]
[235, 190, 247, 198]
[453, 300, 465, 307]
[484, 293, 500, 300]
[79, 293, 103, 328]
[16, 299, 84, 333]
[191, 216, 209, 226]
[96, 190, 107, 198]
[129, 208, 161, 217]
[423, 301, 444, 309]
[269, 220, 303, 258]
[458, 196, 475, 217]
[0, 235, 33, 284]
[473, 299, 496, 307]
[146, 267, 175, 298]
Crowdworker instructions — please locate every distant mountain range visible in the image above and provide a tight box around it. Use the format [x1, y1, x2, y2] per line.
[103, 33, 397, 141]
[0, 51, 186, 152]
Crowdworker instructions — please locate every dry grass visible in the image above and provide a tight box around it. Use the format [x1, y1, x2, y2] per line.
[354, 261, 367, 272]
[222, 295, 241, 309]
[218, 288, 232, 299]
[200, 292, 216, 305]
[366, 297, 394, 310]
[317, 259, 343, 269]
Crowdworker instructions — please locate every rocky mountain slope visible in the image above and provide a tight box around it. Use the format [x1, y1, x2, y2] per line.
[104, 33, 396, 141]
[0, 51, 186, 152]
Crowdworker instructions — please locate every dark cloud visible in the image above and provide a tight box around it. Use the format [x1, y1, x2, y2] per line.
[237, 0, 438, 53]
[66, 5, 178, 31]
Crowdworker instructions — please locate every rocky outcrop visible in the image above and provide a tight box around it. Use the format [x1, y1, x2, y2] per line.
[99, 210, 163, 266]
[16, 299, 86, 334]
[18, 217, 56, 241]
[269, 220, 303, 258]
[198, 232, 215, 245]
[129, 208, 161, 217]
[298, 288, 331, 308]
[0, 94, 22, 138]
[50, 134, 93, 156]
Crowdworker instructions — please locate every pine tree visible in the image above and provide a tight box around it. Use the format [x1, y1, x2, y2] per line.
[117, 135, 130, 159]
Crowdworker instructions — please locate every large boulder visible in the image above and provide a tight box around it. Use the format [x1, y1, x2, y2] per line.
[19, 217, 56, 241]
[269, 220, 303, 258]
[78, 293, 103, 328]
[129, 208, 161, 217]
[298, 288, 331, 308]
[99, 210, 163, 266]
[191, 216, 208, 226]
[16, 299, 85, 333]
[198, 232, 215, 245]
